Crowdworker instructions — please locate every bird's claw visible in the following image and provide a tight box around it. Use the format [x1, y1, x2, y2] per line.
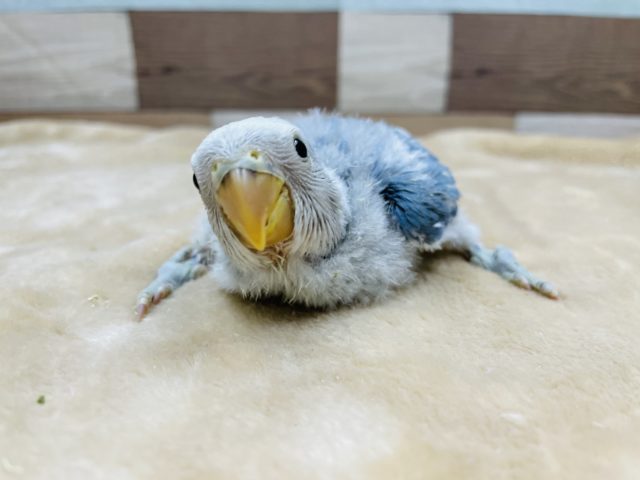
[152, 284, 173, 304]
[135, 282, 174, 320]
[534, 281, 559, 300]
[135, 295, 151, 320]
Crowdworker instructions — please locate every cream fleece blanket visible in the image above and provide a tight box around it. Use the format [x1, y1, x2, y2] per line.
[1, 120, 639, 480]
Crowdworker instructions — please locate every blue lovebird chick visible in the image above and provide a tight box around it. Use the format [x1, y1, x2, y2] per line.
[136, 111, 558, 318]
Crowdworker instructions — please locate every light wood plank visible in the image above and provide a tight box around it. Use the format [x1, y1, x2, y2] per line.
[0, 13, 137, 111]
[369, 113, 513, 136]
[211, 109, 305, 128]
[211, 109, 514, 136]
[0, 111, 514, 137]
[339, 13, 450, 113]
[516, 113, 640, 138]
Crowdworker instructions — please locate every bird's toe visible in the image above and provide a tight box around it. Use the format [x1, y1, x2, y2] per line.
[152, 284, 173, 304]
[509, 273, 531, 290]
[534, 281, 559, 300]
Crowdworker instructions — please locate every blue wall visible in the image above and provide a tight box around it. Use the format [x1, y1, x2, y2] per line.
[2, 0, 640, 18]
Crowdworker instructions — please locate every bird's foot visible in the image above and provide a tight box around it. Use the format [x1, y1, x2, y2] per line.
[136, 244, 213, 320]
[469, 245, 559, 299]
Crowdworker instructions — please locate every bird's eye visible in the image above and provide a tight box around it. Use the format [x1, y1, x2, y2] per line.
[192, 173, 200, 191]
[294, 138, 307, 158]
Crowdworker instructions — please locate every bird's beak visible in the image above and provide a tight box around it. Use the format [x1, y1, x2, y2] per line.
[215, 168, 294, 251]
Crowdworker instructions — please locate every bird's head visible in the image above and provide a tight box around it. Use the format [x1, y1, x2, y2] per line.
[191, 117, 348, 266]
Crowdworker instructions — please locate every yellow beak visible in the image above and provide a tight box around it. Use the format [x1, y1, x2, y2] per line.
[215, 168, 294, 251]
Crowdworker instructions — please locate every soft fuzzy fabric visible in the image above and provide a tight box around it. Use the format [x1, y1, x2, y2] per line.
[1, 120, 639, 480]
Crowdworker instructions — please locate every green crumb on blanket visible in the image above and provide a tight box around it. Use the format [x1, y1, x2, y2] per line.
[37, 395, 45, 405]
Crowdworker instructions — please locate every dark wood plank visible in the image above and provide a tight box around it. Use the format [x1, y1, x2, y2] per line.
[130, 12, 337, 109]
[0, 111, 212, 128]
[448, 14, 640, 113]
[0, 112, 514, 135]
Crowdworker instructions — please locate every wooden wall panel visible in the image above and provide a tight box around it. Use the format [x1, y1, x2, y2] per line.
[339, 13, 450, 113]
[130, 12, 337, 109]
[448, 14, 640, 113]
[0, 111, 212, 128]
[515, 112, 640, 138]
[0, 13, 137, 111]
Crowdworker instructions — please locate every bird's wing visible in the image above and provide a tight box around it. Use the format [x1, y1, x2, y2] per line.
[372, 128, 460, 245]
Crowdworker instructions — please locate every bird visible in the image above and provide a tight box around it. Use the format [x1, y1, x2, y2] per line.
[136, 110, 558, 318]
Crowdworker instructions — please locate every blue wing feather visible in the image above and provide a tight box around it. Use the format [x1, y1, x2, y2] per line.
[372, 128, 460, 244]
[294, 112, 460, 245]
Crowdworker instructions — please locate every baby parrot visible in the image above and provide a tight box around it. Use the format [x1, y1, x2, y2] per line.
[136, 111, 557, 318]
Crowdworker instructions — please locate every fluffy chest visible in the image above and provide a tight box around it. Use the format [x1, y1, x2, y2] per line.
[212, 178, 418, 307]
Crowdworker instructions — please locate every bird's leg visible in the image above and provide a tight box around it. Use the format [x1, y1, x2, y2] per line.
[439, 213, 558, 299]
[135, 243, 214, 319]
[468, 244, 559, 299]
